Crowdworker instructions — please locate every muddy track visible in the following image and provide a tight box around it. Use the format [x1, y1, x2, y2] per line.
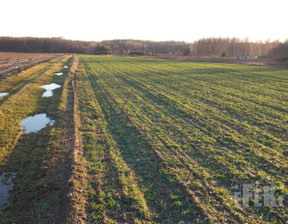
[65, 56, 88, 224]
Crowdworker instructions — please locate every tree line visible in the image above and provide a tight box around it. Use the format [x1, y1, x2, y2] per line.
[101, 39, 190, 56]
[267, 41, 288, 61]
[0, 36, 287, 61]
[0, 37, 90, 53]
[191, 37, 280, 58]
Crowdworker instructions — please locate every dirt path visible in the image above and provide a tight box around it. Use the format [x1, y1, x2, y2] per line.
[65, 55, 88, 224]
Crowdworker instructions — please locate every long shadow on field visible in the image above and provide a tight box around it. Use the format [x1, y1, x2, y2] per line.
[0, 62, 73, 224]
[87, 73, 206, 223]
[116, 74, 287, 185]
[0, 59, 62, 108]
[1, 128, 71, 223]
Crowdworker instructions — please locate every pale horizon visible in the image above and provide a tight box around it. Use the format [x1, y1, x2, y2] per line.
[1, 0, 288, 43]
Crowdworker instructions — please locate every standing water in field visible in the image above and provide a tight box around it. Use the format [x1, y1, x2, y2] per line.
[54, 72, 63, 76]
[40, 83, 61, 97]
[64, 66, 68, 68]
[20, 113, 55, 133]
[0, 92, 9, 97]
[0, 172, 16, 211]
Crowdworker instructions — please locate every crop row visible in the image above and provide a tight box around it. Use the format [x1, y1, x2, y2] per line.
[77, 55, 288, 223]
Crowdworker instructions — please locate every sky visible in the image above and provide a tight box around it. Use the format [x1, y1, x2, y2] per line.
[1, 0, 287, 42]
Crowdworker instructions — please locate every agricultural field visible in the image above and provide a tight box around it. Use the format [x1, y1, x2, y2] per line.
[76, 56, 288, 223]
[0, 54, 287, 223]
[0, 52, 59, 75]
[0, 54, 77, 223]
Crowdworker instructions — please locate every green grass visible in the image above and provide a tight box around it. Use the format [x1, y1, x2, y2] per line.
[0, 56, 72, 166]
[77, 55, 288, 223]
[0, 55, 76, 223]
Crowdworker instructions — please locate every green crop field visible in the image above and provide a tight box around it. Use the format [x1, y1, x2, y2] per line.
[0, 54, 287, 223]
[76, 56, 288, 223]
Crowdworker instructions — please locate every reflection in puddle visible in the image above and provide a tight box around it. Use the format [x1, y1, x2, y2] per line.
[0, 92, 9, 97]
[54, 72, 63, 76]
[20, 113, 55, 133]
[0, 172, 16, 211]
[40, 83, 61, 97]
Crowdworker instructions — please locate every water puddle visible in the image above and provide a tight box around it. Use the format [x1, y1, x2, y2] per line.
[54, 72, 63, 76]
[0, 92, 9, 97]
[0, 172, 16, 211]
[40, 83, 61, 97]
[20, 113, 55, 133]
[64, 66, 68, 68]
